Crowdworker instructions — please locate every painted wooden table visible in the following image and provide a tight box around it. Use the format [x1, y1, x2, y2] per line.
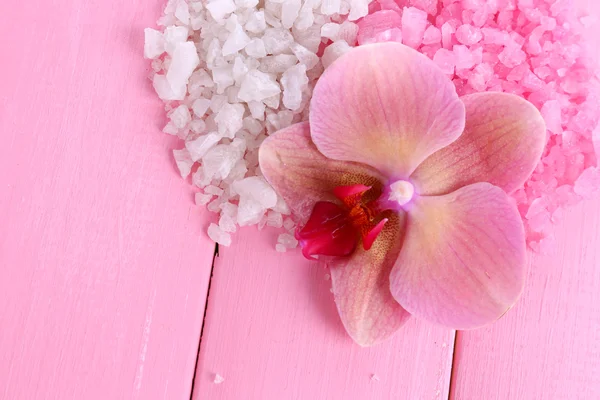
[0, 0, 599, 399]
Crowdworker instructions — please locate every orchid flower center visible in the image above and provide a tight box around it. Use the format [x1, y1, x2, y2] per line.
[295, 184, 389, 260]
[388, 180, 414, 206]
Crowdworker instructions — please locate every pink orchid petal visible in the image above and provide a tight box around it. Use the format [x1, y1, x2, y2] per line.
[310, 42, 465, 179]
[259, 122, 384, 224]
[330, 212, 411, 346]
[389, 183, 526, 329]
[411, 92, 547, 196]
[295, 201, 358, 259]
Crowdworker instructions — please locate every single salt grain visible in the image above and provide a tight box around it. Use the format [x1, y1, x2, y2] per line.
[276, 244, 287, 252]
[433, 48, 455, 75]
[282, 0, 302, 29]
[245, 38, 267, 58]
[238, 70, 280, 102]
[215, 103, 245, 138]
[186, 133, 221, 162]
[222, 23, 251, 56]
[348, 0, 370, 21]
[173, 148, 194, 178]
[266, 210, 284, 228]
[205, 185, 224, 196]
[175, 1, 190, 25]
[422, 26, 441, 45]
[322, 40, 352, 69]
[455, 24, 482, 45]
[574, 168, 600, 198]
[278, 232, 299, 248]
[371, 374, 380, 382]
[195, 192, 213, 206]
[144, 28, 165, 59]
[541, 100, 562, 134]
[401, 7, 428, 49]
[321, 23, 341, 40]
[290, 42, 319, 70]
[246, 10, 267, 33]
[192, 98, 211, 118]
[163, 26, 189, 56]
[262, 28, 295, 55]
[206, 0, 236, 22]
[213, 374, 225, 384]
[170, 105, 191, 129]
[282, 63, 309, 111]
[321, 0, 341, 16]
[283, 217, 295, 231]
[166, 42, 200, 100]
[219, 213, 238, 233]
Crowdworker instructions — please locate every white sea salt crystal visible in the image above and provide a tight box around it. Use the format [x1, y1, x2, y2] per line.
[293, 24, 323, 53]
[236, 0, 259, 7]
[189, 119, 207, 134]
[321, 0, 341, 16]
[245, 38, 267, 58]
[174, 1, 190, 25]
[290, 42, 319, 70]
[223, 23, 252, 56]
[195, 192, 213, 205]
[205, 185, 224, 196]
[263, 94, 281, 109]
[266, 210, 284, 228]
[262, 28, 295, 55]
[189, 70, 215, 95]
[282, 0, 302, 29]
[232, 57, 250, 85]
[282, 63, 309, 110]
[295, 2, 315, 31]
[248, 101, 266, 120]
[338, 21, 359, 45]
[278, 232, 299, 248]
[153, 74, 178, 101]
[163, 26, 189, 55]
[283, 217, 295, 231]
[246, 10, 267, 33]
[276, 244, 287, 252]
[219, 213, 238, 233]
[348, 0, 369, 21]
[192, 98, 211, 118]
[237, 197, 268, 226]
[215, 103, 245, 138]
[166, 42, 200, 100]
[210, 95, 228, 113]
[224, 159, 248, 183]
[203, 139, 246, 180]
[241, 117, 262, 135]
[238, 70, 281, 102]
[322, 40, 352, 69]
[260, 54, 298, 73]
[170, 105, 191, 129]
[173, 148, 194, 178]
[233, 176, 278, 207]
[206, 0, 236, 22]
[163, 121, 179, 135]
[208, 224, 232, 246]
[144, 28, 165, 59]
[212, 66, 235, 94]
[186, 132, 221, 161]
[321, 23, 341, 40]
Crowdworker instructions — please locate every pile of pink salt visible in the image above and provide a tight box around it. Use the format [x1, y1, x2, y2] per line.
[357, 0, 600, 250]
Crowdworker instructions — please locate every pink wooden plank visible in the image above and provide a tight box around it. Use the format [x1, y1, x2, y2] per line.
[450, 197, 600, 400]
[0, 1, 215, 399]
[193, 230, 455, 399]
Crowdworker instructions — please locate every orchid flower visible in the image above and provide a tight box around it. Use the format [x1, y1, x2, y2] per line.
[259, 43, 546, 346]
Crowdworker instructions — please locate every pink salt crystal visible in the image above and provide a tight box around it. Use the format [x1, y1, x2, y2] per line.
[375, 28, 403, 43]
[506, 64, 528, 81]
[433, 48, 456, 75]
[498, 44, 526, 68]
[441, 22, 455, 49]
[453, 45, 475, 70]
[422, 25, 442, 45]
[497, 10, 514, 29]
[401, 7, 428, 48]
[481, 27, 510, 45]
[357, 10, 402, 45]
[410, 0, 438, 15]
[573, 167, 600, 198]
[540, 100, 562, 134]
[521, 69, 545, 91]
[534, 66, 553, 81]
[455, 24, 482, 45]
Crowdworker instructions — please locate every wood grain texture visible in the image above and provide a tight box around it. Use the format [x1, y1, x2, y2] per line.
[193, 230, 455, 400]
[450, 197, 600, 400]
[0, 1, 215, 399]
